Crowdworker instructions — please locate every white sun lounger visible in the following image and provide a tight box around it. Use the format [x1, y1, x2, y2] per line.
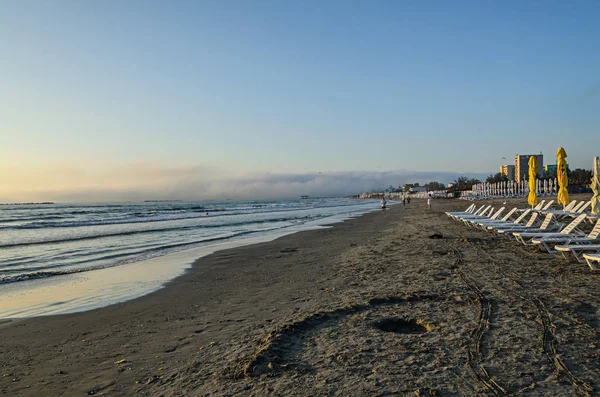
[516, 200, 546, 213]
[582, 253, 600, 271]
[485, 209, 532, 233]
[463, 207, 505, 226]
[543, 200, 577, 214]
[533, 218, 600, 254]
[454, 206, 494, 222]
[495, 212, 546, 239]
[556, 244, 600, 264]
[449, 205, 489, 221]
[446, 204, 476, 217]
[540, 200, 554, 211]
[542, 201, 586, 218]
[513, 214, 587, 246]
[556, 201, 591, 219]
[572, 201, 591, 214]
[552, 220, 600, 261]
[446, 204, 478, 219]
[473, 208, 518, 230]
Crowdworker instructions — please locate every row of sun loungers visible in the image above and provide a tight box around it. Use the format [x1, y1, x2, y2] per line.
[446, 201, 600, 271]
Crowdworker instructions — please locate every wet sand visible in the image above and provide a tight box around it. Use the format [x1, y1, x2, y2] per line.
[1, 197, 599, 396]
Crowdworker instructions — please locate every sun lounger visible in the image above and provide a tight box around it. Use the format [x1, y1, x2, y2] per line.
[582, 253, 600, 271]
[485, 209, 532, 233]
[551, 220, 600, 260]
[516, 200, 545, 213]
[554, 201, 591, 221]
[446, 204, 477, 218]
[449, 205, 489, 221]
[454, 206, 494, 222]
[532, 218, 600, 254]
[472, 208, 518, 230]
[541, 201, 585, 218]
[494, 212, 544, 239]
[462, 207, 504, 226]
[540, 200, 577, 214]
[556, 244, 600, 263]
[573, 201, 591, 214]
[513, 214, 587, 246]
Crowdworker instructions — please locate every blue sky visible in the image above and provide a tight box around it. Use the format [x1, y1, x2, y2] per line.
[1, 1, 599, 200]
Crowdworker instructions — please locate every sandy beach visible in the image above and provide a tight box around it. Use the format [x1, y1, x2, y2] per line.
[1, 197, 599, 396]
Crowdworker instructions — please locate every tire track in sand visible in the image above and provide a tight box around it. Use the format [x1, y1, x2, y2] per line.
[473, 245, 595, 396]
[452, 248, 508, 396]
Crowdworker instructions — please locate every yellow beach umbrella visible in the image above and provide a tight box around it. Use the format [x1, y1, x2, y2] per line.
[557, 147, 569, 207]
[527, 156, 538, 207]
[591, 157, 599, 216]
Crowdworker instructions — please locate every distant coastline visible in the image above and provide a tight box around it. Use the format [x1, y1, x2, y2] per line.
[0, 202, 54, 206]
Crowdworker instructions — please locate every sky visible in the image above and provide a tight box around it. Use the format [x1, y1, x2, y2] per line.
[1, 0, 599, 201]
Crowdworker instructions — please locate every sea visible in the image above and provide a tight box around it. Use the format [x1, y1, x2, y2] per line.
[0, 198, 382, 318]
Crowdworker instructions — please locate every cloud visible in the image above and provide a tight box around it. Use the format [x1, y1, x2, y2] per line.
[0, 163, 488, 202]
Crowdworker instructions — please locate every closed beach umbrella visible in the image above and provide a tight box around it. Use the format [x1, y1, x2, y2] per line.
[591, 157, 600, 216]
[528, 156, 538, 207]
[557, 147, 569, 207]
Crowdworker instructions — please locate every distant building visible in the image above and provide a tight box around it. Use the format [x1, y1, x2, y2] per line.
[514, 154, 544, 182]
[544, 164, 557, 178]
[500, 165, 515, 181]
[543, 164, 567, 178]
[447, 183, 454, 188]
[409, 186, 427, 193]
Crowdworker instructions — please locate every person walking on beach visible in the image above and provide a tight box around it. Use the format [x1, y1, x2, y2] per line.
[381, 195, 387, 211]
[402, 197, 406, 206]
[427, 193, 432, 210]
[407, 196, 411, 204]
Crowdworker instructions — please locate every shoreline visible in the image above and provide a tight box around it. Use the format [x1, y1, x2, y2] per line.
[2, 198, 599, 396]
[0, 208, 385, 319]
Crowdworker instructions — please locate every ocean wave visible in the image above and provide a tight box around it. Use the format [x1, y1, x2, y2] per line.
[0, 200, 361, 231]
[0, 227, 283, 285]
[0, 212, 218, 230]
[0, 216, 307, 248]
[0, 205, 316, 230]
